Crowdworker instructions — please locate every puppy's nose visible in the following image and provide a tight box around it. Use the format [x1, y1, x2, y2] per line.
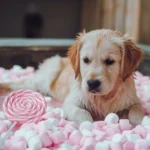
[87, 80, 101, 90]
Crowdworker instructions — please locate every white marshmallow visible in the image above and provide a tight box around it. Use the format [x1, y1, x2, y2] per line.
[146, 133, 150, 141]
[46, 106, 53, 112]
[3, 120, 12, 128]
[25, 130, 37, 141]
[79, 121, 93, 131]
[112, 133, 127, 143]
[0, 137, 4, 150]
[11, 65, 23, 73]
[0, 112, 6, 119]
[46, 118, 59, 126]
[60, 143, 72, 149]
[28, 136, 42, 150]
[141, 116, 150, 126]
[14, 128, 26, 137]
[37, 121, 53, 133]
[96, 142, 109, 150]
[81, 129, 93, 137]
[127, 134, 141, 143]
[104, 113, 119, 124]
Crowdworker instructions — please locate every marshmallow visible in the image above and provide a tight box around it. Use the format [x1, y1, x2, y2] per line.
[39, 131, 52, 147]
[81, 129, 93, 137]
[93, 121, 106, 129]
[146, 133, 150, 140]
[28, 136, 42, 150]
[60, 143, 72, 149]
[0, 122, 8, 134]
[110, 142, 122, 150]
[65, 123, 76, 133]
[141, 116, 150, 126]
[24, 130, 37, 141]
[79, 121, 93, 131]
[59, 119, 68, 127]
[46, 118, 59, 126]
[69, 130, 82, 145]
[123, 141, 134, 150]
[37, 121, 53, 133]
[10, 139, 27, 150]
[14, 128, 26, 137]
[134, 139, 149, 150]
[119, 119, 132, 131]
[0, 112, 6, 120]
[84, 137, 96, 146]
[46, 106, 53, 112]
[3, 120, 12, 128]
[127, 134, 141, 143]
[50, 131, 65, 144]
[134, 125, 146, 138]
[92, 129, 105, 137]
[104, 113, 119, 125]
[96, 142, 109, 150]
[0, 137, 4, 150]
[80, 144, 95, 150]
[112, 133, 127, 143]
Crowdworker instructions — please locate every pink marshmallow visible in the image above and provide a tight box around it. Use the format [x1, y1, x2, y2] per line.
[119, 119, 132, 131]
[64, 123, 76, 133]
[39, 131, 52, 147]
[69, 130, 82, 145]
[134, 125, 146, 138]
[0, 122, 8, 134]
[59, 119, 68, 127]
[110, 142, 122, 150]
[41, 112, 56, 120]
[93, 121, 106, 129]
[50, 131, 65, 144]
[80, 144, 95, 150]
[134, 139, 149, 150]
[83, 137, 96, 146]
[123, 141, 134, 150]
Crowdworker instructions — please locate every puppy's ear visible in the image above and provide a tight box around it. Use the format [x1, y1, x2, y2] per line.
[68, 31, 85, 78]
[121, 34, 144, 81]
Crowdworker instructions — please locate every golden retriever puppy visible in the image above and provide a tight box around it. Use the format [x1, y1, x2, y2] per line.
[0, 29, 145, 125]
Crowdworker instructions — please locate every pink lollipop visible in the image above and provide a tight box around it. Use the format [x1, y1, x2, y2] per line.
[3, 90, 47, 124]
[0, 90, 47, 148]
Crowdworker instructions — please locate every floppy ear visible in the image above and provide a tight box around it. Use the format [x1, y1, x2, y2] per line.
[67, 32, 84, 78]
[121, 34, 144, 81]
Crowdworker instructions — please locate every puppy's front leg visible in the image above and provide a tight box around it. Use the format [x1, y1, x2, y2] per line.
[62, 90, 93, 124]
[128, 103, 145, 125]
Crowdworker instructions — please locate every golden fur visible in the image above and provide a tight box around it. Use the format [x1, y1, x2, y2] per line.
[0, 29, 145, 125]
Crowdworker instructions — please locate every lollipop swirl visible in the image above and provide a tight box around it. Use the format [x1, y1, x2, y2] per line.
[3, 90, 47, 124]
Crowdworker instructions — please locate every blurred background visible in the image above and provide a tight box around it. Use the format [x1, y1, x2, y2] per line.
[0, 0, 149, 75]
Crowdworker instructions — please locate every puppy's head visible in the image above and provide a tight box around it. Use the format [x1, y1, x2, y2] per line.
[68, 29, 143, 96]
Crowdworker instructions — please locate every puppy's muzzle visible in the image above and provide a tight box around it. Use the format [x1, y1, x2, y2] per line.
[87, 79, 101, 92]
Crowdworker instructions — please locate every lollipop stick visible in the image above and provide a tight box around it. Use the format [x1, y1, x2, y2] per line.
[3, 121, 17, 139]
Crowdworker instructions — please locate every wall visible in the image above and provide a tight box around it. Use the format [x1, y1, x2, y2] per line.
[0, 0, 81, 38]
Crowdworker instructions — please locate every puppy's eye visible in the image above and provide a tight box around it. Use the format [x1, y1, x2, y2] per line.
[104, 58, 115, 65]
[83, 57, 90, 64]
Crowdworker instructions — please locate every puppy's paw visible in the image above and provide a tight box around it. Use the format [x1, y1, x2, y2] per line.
[128, 104, 145, 125]
[75, 109, 93, 124]
[63, 106, 93, 124]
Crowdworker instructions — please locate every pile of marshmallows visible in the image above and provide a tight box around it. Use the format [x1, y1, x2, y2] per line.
[0, 66, 149, 150]
[0, 108, 150, 150]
